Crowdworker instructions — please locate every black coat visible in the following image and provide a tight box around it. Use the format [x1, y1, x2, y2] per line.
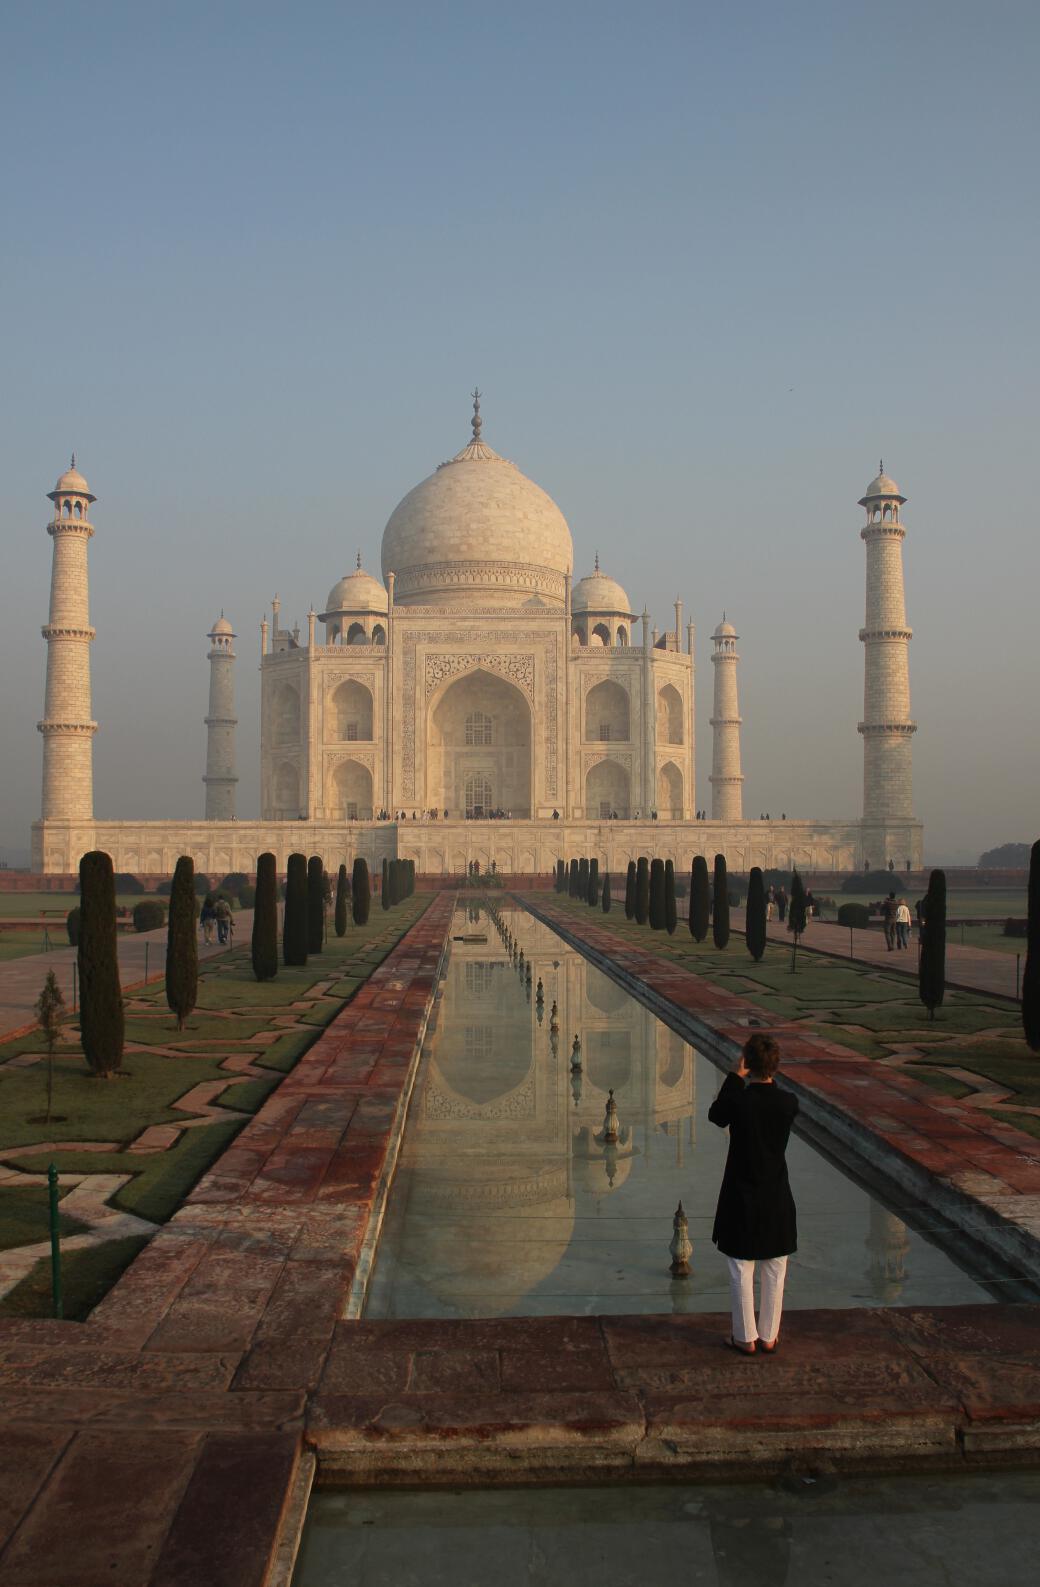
[708, 1073, 798, 1259]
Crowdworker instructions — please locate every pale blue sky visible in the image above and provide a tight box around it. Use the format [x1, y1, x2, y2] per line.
[2, 1, 1037, 861]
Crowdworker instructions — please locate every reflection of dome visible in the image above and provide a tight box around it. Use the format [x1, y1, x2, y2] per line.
[381, 402, 573, 608]
[572, 568, 632, 615]
[322, 565, 388, 615]
[430, 1044, 532, 1107]
[401, 1161, 574, 1316]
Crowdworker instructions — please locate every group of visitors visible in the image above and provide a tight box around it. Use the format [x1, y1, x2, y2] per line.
[199, 895, 233, 946]
[881, 891, 914, 950]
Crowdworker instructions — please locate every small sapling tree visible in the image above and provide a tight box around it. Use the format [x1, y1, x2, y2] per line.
[35, 969, 65, 1122]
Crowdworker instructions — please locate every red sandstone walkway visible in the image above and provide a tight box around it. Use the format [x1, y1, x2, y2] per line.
[2, 891, 1040, 1587]
[0, 915, 251, 1045]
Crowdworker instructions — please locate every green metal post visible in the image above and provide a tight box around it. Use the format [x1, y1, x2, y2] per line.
[48, 1163, 62, 1320]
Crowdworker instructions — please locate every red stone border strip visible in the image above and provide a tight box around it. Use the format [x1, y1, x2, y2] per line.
[309, 1304, 1040, 1485]
[524, 896, 1040, 1280]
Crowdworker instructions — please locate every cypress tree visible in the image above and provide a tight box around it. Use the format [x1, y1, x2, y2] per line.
[649, 858, 666, 929]
[77, 850, 124, 1077]
[283, 852, 309, 965]
[587, 858, 599, 906]
[635, 856, 650, 925]
[602, 872, 611, 912]
[712, 854, 730, 950]
[381, 856, 390, 910]
[1023, 840, 1040, 1052]
[166, 854, 199, 1031]
[307, 856, 325, 953]
[334, 863, 349, 937]
[578, 858, 590, 903]
[352, 857, 371, 926]
[788, 869, 807, 972]
[919, 868, 947, 1019]
[624, 860, 636, 919]
[745, 865, 767, 962]
[664, 859, 677, 934]
[689, 856, 710, 942]
[556, 859, 566, 894]
[251, 852, 279, 979]
[569, 858, 580, 898]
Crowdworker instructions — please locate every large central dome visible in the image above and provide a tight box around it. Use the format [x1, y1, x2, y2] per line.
[381, 399, 574, 607]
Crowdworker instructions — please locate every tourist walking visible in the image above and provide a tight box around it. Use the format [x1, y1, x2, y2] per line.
[895, 897, 912, 950]
[200, 896, 216, 945]
[776, 887, 787, 923]
[881, 891, 898, 950]
[708, 1033, 799, 1355]
[215, 896, 232, 946]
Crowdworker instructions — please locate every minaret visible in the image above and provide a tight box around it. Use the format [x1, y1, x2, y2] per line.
[858, 465, 915, 825]
[203, 614, 238, 819]
[709, 616, 743, 821]
[39, 457, 98, 821]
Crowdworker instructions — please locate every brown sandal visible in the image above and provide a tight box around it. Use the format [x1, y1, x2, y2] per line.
[758, 1339, 779, 1354]
[727, 1336, 756, 1356]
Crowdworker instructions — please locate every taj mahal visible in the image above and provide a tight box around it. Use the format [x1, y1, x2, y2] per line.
[32, 395, 923, 877]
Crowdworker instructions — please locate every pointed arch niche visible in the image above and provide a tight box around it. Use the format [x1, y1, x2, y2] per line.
[426, 669, 532, 817]
[585, 758, 630, 819]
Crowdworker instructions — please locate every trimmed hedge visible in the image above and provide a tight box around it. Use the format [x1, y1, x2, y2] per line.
[837, 902, 871, 930]
[283, 853, 309, 966]
[132, 900, 165, 933]
[166, 856, 199, 1030]
[252, 852, 279, 980]
[77, 851, 124, 1076]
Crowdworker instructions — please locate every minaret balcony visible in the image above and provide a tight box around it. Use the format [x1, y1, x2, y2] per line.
[858, 721, 917, 736]
[859, 627, 912, 643]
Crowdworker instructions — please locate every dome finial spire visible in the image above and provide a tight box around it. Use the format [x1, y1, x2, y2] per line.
[879, 458, 884, 474]
[356, 549, 362, 571]
[70, 451, 76, 470]
[594, 550, 600, 573]
[471, 387, 482, 442]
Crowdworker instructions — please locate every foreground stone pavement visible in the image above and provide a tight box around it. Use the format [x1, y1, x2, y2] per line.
[1, 891, 1039, 1587]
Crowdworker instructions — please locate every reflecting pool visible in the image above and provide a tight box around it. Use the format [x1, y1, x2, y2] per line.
[295, 1472, 1040, 1587]
[364, 904, 1010, 1319]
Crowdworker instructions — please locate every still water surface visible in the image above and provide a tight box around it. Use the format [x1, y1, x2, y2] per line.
[364, 904, 1011, 1319]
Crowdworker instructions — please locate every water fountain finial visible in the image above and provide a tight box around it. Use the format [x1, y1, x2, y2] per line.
[669, 1201, 692, 1277]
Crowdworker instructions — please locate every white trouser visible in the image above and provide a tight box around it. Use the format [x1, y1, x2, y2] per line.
[726, 1255, 788, 1345]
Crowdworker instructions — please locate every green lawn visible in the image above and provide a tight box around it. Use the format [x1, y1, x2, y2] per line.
[541, 893, 1039, 1138]
[0, 894, 434, 1317]
[0, 1184, 89, 1251]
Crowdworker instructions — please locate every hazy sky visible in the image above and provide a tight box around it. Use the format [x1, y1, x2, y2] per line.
[2, 1, 1037, 864]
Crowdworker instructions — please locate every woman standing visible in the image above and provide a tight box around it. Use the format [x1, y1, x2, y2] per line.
[708, 1033, 798, 1355]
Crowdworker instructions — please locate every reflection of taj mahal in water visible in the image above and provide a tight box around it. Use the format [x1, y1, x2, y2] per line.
[34, 398, 922, 873]
[364, 907, 913, 1320]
